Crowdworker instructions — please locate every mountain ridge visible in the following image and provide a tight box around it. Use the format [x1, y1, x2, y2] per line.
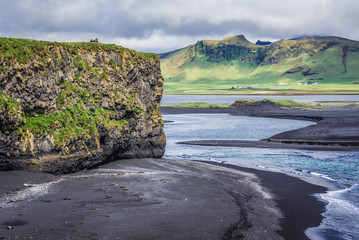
[159, 35, 359, 94]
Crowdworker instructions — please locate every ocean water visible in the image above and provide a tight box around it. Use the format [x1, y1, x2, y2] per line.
[162, 113, 359, 240]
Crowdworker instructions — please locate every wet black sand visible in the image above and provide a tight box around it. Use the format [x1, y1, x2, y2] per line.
[0, 158, 325, 240]
[201, 161, 327, 240]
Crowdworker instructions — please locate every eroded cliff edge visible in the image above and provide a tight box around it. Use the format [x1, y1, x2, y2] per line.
[0, 38, 166, 173]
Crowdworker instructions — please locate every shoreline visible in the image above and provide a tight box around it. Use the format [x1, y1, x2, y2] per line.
[160, 104, 359, 151]
[157, 104, 359, 238]
[0, 158, 326, 240]
[199, 160, 327, 240]
[178, 139, 359, 151]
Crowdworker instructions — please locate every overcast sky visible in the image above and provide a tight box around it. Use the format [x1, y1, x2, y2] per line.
[1, 0, 358, 53]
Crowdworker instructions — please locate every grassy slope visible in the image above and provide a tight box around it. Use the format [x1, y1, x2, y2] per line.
[160, 36, 359, 94]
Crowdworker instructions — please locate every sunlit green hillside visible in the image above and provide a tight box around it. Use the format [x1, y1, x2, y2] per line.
[159, 35, 359, 94]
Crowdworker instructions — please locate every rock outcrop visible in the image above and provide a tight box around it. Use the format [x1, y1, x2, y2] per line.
[0, 38, 166, 173]
[191, 35, 359, 65]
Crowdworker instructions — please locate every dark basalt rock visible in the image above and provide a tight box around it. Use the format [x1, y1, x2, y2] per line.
[0, 38, 166, 173]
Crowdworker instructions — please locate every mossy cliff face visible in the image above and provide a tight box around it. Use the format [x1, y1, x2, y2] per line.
[0, 38, 165, 173]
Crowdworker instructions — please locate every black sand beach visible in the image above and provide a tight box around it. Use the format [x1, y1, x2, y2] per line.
[202, 161, 327, 240]
[0, 158, 325, 240]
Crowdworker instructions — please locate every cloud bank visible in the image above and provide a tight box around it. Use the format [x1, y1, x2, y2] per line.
[1, 0, 358, 52]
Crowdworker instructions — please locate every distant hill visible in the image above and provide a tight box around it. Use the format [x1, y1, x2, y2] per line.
[159, 35, 359, 94]
[289, 35, 343, 40]
[256, 40, 272, 45]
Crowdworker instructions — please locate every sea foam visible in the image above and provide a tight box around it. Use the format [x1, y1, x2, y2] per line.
[0, 180, 60, 208]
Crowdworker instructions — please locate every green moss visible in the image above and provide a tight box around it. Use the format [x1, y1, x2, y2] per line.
[0, 93, 22, 115]
[109, 58, 117, 69]
[19, 101, 128, 147]
[100, 72, 108, 80]
[73, 56, 84, 70]
[135, 106, 145, 115]
[61, 80, 86, 95]
[18, 77, 130, 148]
[56, 92, 66, 105]
[94, 94, 103, 103]
[56, 80, 97, 109]
[0, 66, 6, 72]
[73, 73, 82, 82]
[147, 105, 164, 127]
[79, 60, 102, 77]
[19, 113, 56, 135]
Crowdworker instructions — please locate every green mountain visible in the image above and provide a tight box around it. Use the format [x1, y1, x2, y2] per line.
[159, 35, 359, 94]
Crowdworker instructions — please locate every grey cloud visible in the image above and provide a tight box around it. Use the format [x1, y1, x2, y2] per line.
[1, 0, 359, 52]
[156, 19, 260, 37]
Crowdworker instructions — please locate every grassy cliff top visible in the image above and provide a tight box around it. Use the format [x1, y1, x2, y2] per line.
[0, 37, 158, 63]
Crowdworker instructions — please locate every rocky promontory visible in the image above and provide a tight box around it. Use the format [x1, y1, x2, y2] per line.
[0, 38, 166, 173]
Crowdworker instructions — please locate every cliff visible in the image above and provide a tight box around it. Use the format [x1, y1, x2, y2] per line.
[159, 35, 359, 94]
[191, 35, 359, 65]
[0, 37, 166, 173]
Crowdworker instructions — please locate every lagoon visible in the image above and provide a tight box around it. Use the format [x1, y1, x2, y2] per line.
[162, 95, 359, 240]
